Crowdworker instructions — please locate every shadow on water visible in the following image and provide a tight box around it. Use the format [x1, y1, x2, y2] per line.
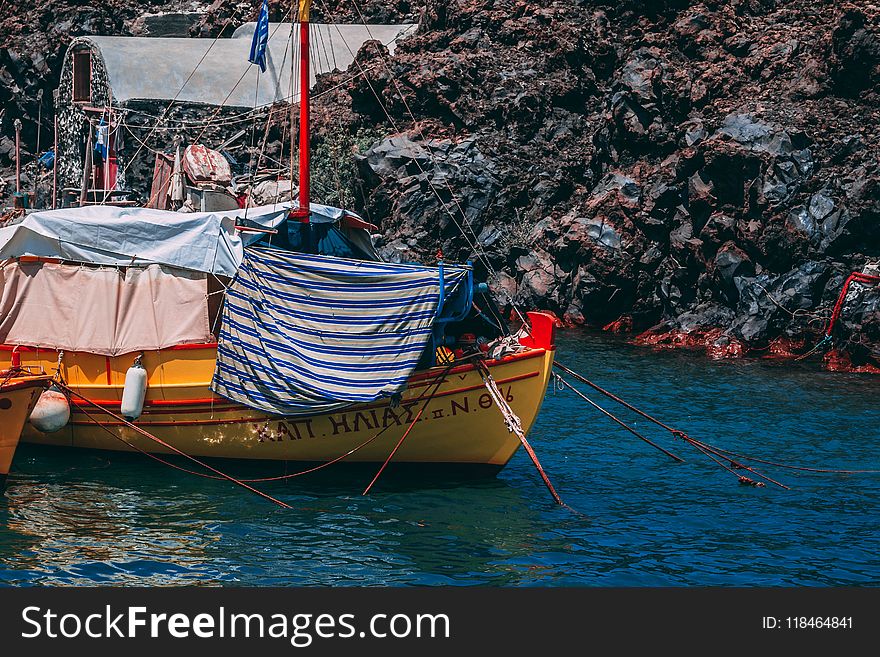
[2, 329, 879, 586]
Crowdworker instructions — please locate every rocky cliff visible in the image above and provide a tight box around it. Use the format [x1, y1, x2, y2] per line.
[1, 1, 878, 370]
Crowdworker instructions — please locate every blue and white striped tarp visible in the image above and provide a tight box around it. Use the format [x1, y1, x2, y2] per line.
[211, 247, 470, 415]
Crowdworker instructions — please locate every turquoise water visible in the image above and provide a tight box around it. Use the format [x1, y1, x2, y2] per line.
[2, 331, 879, 586]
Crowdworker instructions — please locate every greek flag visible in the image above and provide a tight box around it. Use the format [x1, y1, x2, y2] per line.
[248, 0, 270, 73]
[211, 248, 470, 416]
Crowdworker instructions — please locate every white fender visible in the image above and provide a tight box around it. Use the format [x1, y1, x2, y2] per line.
[120, 361, 148, 421]
[29, 385, 71, 433]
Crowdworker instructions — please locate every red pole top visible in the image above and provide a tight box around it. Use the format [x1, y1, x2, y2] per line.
[291, 0, 312, 224]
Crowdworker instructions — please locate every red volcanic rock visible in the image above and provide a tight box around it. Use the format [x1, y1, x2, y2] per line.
[706, 332, 745, 360]
[823, 348, 880, 375]
[634, 325, 745, 360]
[603, 315, 633, 334]
[765, 336, 808, 359]
[2, 1, 878, 372]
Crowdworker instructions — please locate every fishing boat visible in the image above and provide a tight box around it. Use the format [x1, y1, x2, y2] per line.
[0, 209, 555, 468]
[0, 372, 52, 485]
[0, 318, 553, 468]
[0, 0, 555, 473]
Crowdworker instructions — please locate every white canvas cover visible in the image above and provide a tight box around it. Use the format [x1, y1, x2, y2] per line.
[0, 205, 270, 276]
[0, 261, 213, 356]
[0, 202, 373, 275]
[75, 25, 415, 108]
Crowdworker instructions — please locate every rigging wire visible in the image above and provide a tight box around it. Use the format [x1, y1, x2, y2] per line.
[553, 361, 880, 481]
[110, 18, 239, 193]
[314, 0, 532, 330]
[115, 9, 294, 192]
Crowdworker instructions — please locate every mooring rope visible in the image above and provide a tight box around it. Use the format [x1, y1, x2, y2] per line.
[56, 382, 291, 509]
[476, 361, 583, 516]
[796, 271, 880, 360]
[65, 358, 463, 491]
[554, 362, 678, 433]
[677, 432, 786, 489]
[554, 364, 783, 485]
[685, 437, 769, 488]
[551, 373, 684, 463]
[361, 362, 456, 496]
[553, 361, 880, 484]
[686, 437, 880, 475]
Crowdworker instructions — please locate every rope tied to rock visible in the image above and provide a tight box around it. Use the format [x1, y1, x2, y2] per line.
[553, 361, 880, 488]
[797, 270, 880, 360]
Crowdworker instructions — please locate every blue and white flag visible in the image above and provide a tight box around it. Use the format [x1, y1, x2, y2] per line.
[248, 0, 270, 73]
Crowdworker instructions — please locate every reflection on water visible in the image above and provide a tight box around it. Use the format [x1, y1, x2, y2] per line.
[1, 462, 227, 585]
[2, 330, 880, 586]
[1, 451, 550, 586]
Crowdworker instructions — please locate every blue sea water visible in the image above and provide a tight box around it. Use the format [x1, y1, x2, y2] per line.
[1, 331, 879, 586]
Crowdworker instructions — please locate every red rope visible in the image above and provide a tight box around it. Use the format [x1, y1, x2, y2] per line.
[824, 271, 880, 337]
[554, 361, 880, 482]
[361, 364, 455, 496]
[58, 383, 292, 509]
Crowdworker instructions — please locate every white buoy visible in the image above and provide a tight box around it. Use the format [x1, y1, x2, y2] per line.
[120, 358, 148, 421]
[29, 385, 71, 433]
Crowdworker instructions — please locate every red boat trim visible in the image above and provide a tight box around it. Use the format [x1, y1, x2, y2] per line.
[70, 418, 252, 428]
[0, 342, 219, 353]
[70, 401, 243, 416]
[0, 377, 52, 393]
[68, 371, 541, 427]
[72, 397, 227, 408]
[408, 348, 545, 383]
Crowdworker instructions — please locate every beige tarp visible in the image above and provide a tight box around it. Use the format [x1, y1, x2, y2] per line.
[0, 261, 213, 356]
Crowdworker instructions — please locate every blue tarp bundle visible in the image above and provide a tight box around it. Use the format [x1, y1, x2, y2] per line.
[211, 247, 469, 415]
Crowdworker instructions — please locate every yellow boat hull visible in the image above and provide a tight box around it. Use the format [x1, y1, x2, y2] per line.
[0, 315, 556, 468]
[0, 375, 52, 480]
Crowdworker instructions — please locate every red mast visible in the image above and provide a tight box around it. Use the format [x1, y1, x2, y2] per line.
[292, 0, 312, 239]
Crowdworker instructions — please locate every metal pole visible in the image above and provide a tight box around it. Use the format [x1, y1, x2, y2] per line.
[13, 118, 21, 193]
[52, 114, 58, 209]
[80, 129, 93, 206]
[33, 89, 42, 201]
[297, 3, 310, 217]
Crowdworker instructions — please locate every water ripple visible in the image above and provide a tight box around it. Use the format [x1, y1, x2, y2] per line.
[2, 331, 879, 586]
